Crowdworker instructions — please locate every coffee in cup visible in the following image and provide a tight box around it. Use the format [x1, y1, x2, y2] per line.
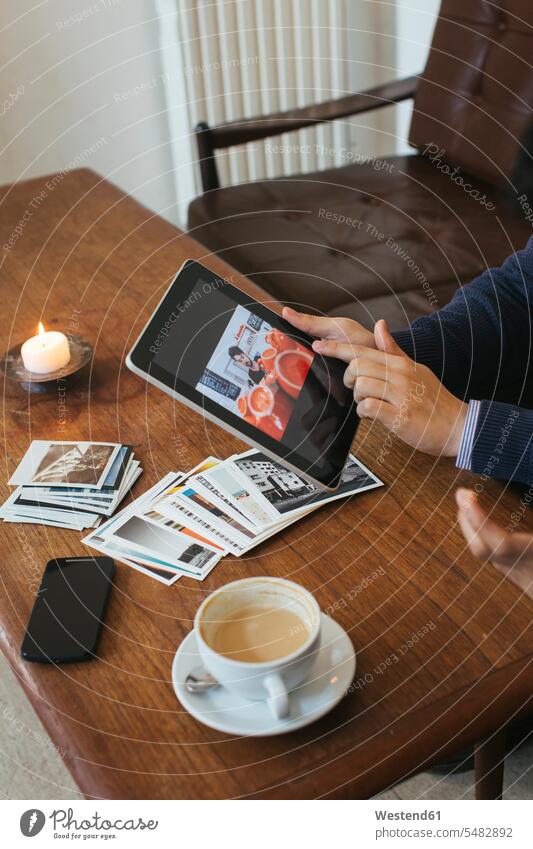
[207, 603, 310, 663]
[195, 577, 321, 719]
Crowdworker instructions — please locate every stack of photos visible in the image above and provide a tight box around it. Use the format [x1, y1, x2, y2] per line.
[1, 441, 143, 530]
[82, 450, 383, 586]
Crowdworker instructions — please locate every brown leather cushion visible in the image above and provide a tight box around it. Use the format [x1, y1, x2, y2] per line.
[328, 281, 460, 332]
[188, 153, 531, 329]
[409, 0, 533, 186]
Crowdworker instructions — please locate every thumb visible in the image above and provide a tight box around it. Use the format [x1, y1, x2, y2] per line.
[374, 319, 404, 355]
[455, 488, 509, 559]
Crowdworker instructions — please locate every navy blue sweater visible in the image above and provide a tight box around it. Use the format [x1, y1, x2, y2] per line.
[393, 236, 533, 487]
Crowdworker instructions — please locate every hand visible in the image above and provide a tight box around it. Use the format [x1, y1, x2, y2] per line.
[282, 306, 375, 357]
[342, 319, 468, 457]
[456, 488, 533, 598]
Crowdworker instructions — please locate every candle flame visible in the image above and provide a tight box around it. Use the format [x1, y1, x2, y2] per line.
[38, 321, 46, 347]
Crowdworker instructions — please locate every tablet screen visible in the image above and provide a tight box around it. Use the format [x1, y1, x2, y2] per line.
[127, 261, 359, 488]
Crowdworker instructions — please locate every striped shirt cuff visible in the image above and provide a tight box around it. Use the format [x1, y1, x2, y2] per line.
[456, 400, 481, 471]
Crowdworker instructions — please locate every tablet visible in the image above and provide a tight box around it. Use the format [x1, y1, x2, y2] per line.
[126, 261, 359, 489]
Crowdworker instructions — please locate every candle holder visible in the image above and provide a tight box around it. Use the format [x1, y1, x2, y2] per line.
[0, 335, 94, 393]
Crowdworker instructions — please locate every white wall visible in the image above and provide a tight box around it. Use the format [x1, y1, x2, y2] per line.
[0, 1, 441, 229]
[0, 0, 178, 222]
[343, 0, 398, 159]
[157, 0, 401, 224]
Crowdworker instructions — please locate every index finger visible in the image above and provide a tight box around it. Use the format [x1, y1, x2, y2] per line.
[282, 307, 349, 340]
[311, 339, 357, 363]
[315, 339, 404, 370]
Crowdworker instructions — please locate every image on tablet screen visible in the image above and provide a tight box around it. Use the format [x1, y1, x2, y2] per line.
[194, 305, 314, 442]
[146, 268, 357, 482]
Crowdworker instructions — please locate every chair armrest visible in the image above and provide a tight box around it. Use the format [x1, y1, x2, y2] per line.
[209, 75, 419, 149]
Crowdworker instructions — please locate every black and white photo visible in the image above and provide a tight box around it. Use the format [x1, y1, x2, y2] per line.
[9, 441, 121, 488]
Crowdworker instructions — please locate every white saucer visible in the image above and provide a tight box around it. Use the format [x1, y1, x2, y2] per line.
[171, 613, 356, 736]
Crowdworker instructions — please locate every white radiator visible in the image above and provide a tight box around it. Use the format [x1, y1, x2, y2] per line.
[156, 0, 396, 223]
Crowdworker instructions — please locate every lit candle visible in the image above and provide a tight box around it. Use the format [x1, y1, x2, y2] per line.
[21, 322, 71, 374]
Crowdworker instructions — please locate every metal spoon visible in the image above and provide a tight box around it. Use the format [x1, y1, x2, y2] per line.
[185, 665, 219, 694]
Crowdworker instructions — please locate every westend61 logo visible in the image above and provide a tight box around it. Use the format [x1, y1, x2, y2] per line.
[19, 807, 159, 838]
[20, 810, 46, 837]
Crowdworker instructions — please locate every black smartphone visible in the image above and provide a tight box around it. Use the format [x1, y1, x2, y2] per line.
[21, 556, 115, 663]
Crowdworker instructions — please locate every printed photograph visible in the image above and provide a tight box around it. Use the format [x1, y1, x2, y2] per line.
[298, 455, 383, 515]
[190, 471, 256, 529]
[143, 507, 224, 552]
[86, 535, 187, 586]
[10, 441, 119, 488]
[232, 452, 382, 515]
[232, 452, 317, 512]
[197, 463, 277, 527]
[155, 495, 241, 554]
[195, 305, 314, 441]
[177, 485, 257, 540]
[110, 514, 218, 572]
[100, 445, 132, 489]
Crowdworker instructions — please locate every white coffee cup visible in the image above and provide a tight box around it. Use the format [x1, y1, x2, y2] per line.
[194, 577, 321, 720]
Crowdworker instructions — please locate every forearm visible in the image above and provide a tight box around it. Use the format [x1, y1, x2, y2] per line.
[392, 308, 488, 400]
[393, 237, 533, 401]
[457, 400, 533, 486]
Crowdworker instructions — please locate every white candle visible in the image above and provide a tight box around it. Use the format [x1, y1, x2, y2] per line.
[21, 322, 71, 374]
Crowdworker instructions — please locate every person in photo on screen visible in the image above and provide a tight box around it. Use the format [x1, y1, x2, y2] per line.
[283, 236, 533, 597]
[228, 345, 267, 386]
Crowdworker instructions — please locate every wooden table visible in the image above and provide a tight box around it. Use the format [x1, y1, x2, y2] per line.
[1, 169, 532, 800]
